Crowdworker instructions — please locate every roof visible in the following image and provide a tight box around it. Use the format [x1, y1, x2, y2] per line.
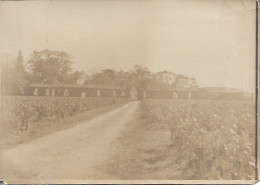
[199, 87, 243, 93]
[146, 87, 198, 91]
[29, 83, 199, 91]
[29, 83, 125, 90]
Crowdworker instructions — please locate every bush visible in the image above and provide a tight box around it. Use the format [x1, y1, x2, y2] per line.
[143, 99, 255, 179]
[1, 96, 128, 132]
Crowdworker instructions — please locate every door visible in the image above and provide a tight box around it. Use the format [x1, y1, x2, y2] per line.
[130, 87, 138, 101]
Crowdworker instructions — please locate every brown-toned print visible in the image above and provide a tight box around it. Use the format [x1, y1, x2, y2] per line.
[0, 0, 258, 183]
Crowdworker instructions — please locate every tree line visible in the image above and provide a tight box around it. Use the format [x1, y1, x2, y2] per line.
[1, 49, 198, 95]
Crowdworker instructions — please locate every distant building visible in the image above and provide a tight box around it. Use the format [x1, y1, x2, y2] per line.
[25, 84, 128, 98]
[24, 83, 196, 100]
[23, 84, 253, 101]
[197, 87, 254, 101]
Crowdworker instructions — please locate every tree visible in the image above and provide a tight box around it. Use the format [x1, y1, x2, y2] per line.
[132, 65, 150, 80]
[66, 71, 86, 84]
[151, 71, 178, 89]
[130, 65, 151, 89]
[27, 50, 72, 84]
[1, 51, 28, 95]
[83, 64, 198, 90]
[90, 68, 117, 85]
[174, 75, 198, 89]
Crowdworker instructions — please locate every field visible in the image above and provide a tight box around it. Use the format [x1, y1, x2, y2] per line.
[0, 97, 256, 180]
[142, 99, 255, 179]
[94, 99, 256, 180]
[0, 96, 129, 147]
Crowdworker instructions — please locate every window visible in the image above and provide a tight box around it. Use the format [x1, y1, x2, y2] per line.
[97, 89, 100, 97]
[188, 92, 191, 99]
[64, 89, 69, 97]
[34, 88, 38, 96]
[46, 89, 50, 96]
[143, 91, 146, 98]
[121, 91, 126, 97]
[173, 92, 178, 99]
[52, 89, 55, 96]
[113, 90, 116, 97]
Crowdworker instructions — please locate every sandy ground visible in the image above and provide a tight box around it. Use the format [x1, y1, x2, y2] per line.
[86, 101, 180, 180]
[0, 101, 140, 183]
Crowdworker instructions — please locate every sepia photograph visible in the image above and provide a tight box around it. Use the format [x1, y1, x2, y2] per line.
[0, 0, 258, 183]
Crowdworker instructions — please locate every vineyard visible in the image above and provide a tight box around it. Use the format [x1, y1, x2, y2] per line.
[0, 96, 256, 180]
[1, 96, 128, 133]
[143, 99, 255, 180]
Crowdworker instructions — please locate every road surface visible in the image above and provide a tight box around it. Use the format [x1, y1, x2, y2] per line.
[0, 101, 140, 183]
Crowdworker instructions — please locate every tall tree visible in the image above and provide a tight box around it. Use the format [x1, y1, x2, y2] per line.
[27, 50, 72, 84]
[1, 51, 28, 95]
[14, 51, 28, 94]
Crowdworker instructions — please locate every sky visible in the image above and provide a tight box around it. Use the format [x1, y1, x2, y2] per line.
[0, 0, 257, 92]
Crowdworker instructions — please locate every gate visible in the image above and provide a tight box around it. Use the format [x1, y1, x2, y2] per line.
[130, 87, 138, 101]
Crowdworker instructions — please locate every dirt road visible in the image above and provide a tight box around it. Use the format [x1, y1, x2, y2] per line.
[0, 101, 140, 183]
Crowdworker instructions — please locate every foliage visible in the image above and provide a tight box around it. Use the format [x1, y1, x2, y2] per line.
[2, 50, 199, 96]
[1, 51, 28, 95]
[1, 96, 128, 132]
[27, 49, 72, 83]
[86, 65, 198, 90]
[144, 99, 255, 180]
[65, 70, 86, 84]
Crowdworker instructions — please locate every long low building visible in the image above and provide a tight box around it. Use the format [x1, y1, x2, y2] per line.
[198, 87, 254, 101]
[24, 84, 253, 101]
[25, 84, 128, 98]
[24, 84, 196, 100]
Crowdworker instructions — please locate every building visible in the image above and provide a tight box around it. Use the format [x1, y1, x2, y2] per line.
[197, 87, 254, 101]
[24, 83, 196, 100]
[26, 84, 128, 98]
[23, 84, 253, 101]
